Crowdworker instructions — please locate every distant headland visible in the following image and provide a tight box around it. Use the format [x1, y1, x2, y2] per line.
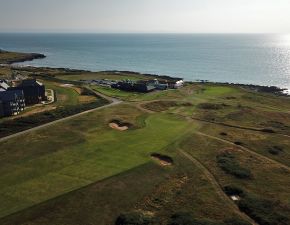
[0, 49, 45, 64]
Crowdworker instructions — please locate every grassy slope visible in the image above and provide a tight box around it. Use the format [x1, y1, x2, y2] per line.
[1, 70, 290, 225]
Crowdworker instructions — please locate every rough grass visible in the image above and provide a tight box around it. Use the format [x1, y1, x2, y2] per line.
[216, 152, 252, 179]
[179, 132, 290, 224]
[1, 66, 290, 225]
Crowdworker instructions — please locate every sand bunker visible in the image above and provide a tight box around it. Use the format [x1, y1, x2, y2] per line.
[109, 123, 128, 131]
[151, 153, 173, 166]
[60, 84, 74, 87]
[109, 120, 132, 131]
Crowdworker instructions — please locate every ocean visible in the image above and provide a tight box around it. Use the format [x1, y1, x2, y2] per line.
[0, 33, 290, 90]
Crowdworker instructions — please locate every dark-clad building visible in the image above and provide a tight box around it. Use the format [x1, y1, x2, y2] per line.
[112, 80, 156, 93]
[13, 79, 46, 105]
[0, 89, 25, 117]
[0, 100, 4, 117]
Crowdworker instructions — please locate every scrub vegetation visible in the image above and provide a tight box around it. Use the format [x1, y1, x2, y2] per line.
[0, 63, 290, 225]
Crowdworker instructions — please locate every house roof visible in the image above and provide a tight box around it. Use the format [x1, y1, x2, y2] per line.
[0, 80, 10, 91]
[20, 79, 43, 87]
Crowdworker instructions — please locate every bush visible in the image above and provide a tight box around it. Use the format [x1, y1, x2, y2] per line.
[224, 218, 251, 225]
[197, 103, 225, 110]
[238, 194, 289, 225]
[217, 153, 252, 179]
[168, 212, 225, 225]
[223, 185, 244, 197]
[115, 212, 153, 225]
[268, 146, 283, 155]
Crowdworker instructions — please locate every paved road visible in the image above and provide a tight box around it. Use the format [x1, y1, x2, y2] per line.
[0, 90, 122, 143]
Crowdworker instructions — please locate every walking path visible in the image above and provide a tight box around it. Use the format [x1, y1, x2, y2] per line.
[0, 90, 122, 143]
[196, 131, 290, 172]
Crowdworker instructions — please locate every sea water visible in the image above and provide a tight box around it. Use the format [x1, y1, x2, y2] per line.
[0, 33, 290, 90]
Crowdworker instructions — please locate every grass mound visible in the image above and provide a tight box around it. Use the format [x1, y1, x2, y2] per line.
[216, 153, 252, 179]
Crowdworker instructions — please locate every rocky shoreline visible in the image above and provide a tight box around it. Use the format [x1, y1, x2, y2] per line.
[3, 51, 288, 96]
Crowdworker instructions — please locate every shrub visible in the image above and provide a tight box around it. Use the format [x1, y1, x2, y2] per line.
[234, 141, 243, 146]
[261, 128, 275, 133]
[197, 103, 225, 110]
[223, 185, 244, 197]
[216, 153, 252, 179]
[238, 194, 289, 225]
[268, 146, 283, 155]
[224, 218, 251, 225]
[115, 212, 153, 225]
[168, 212, 225, 225]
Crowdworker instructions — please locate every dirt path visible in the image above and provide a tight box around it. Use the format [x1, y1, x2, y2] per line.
[195, 131, 290, 172]
[178, 149, 258, 225]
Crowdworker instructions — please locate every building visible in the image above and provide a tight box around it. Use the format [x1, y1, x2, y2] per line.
[0, 100, 4, 117]
[148, 79, 168, 90]
[167, 80, 184, 89]
[12, 79, 46, 105]
[112, 80, 156, 93]
[0, 89, 25, 117]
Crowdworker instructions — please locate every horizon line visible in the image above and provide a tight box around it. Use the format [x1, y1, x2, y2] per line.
[0, 31, 288, 35]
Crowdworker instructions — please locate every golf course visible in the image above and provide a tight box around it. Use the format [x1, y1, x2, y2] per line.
[0, 62, 290, 225]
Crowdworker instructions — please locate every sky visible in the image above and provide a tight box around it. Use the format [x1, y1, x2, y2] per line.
[0, 0, 289, 33]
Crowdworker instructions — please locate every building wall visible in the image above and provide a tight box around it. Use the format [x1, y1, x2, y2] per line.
[0, 90, 25, 117]
[11, 84, 45, 105]
[0, 101, 4, 118]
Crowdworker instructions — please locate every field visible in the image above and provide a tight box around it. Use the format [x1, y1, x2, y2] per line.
[0, 67, 290, 225]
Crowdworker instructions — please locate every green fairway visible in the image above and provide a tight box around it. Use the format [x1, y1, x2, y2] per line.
[0, 104, 192, 218]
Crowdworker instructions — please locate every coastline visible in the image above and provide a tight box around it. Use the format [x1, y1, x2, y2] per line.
[2, 49, 288, 96]
[12, 64, 289, 96]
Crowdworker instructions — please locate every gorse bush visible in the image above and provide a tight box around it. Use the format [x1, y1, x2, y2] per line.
[223, 185, 245, 197]
[238, 194, 290, 225]
[168, 212, 225, 225]
[115, 212, 153, 225]
[216, 153, 252, 179]
[197, 103, 226, 110]
[224, 218, 251, 225]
